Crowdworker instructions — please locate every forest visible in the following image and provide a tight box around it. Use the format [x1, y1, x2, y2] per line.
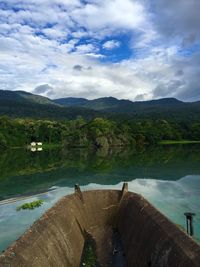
[0, 116, 200, 149]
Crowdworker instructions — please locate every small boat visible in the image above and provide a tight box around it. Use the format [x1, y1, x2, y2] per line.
[0, 183, 200, 266]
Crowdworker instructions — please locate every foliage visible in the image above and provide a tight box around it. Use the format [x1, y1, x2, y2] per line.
[0, 90, 200, 149]
[16, 200, 44, 211]
[0, 116, 200, 150]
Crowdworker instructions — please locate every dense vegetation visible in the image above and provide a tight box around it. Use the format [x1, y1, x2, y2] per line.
[0, 116, 200, 150]
[0, 90, 200, 149]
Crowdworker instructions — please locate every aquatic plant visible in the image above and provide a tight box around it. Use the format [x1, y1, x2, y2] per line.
[16, 200, 44, 211]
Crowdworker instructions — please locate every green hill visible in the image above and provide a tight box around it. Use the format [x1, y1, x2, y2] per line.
[53, 96, 184, 111]
[0, 90, 101, 120]
[54, 97, 88, 107]
[0, 90, 200, 121]
[16, 90, 56, 105]
[54, 96, 200, 121]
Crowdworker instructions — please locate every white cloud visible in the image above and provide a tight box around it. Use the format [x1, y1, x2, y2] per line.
[103, 40, 121, 50]
[72, 0, 146, 30]
[0, 0, 200, 101]
[75, 43, 98, 54]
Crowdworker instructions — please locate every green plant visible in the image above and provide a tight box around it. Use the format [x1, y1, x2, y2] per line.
[16, 200, 44, 211]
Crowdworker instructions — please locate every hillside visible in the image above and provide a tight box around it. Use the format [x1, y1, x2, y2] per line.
[53, 96, 184, 110]
[0, 90, 101, 120]
[0, 90, 56, 105]
[0, 90, 200, 121]
[54, 96, 200, 121]
[16, 90, 56, 105]
[54, 97, 88, 107]
[0, 91, 200, 149]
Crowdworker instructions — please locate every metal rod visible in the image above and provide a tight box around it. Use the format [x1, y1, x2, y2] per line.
[184, 212, 195, 236]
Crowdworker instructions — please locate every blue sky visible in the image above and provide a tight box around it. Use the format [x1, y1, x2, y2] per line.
[0, 0, 200, 101]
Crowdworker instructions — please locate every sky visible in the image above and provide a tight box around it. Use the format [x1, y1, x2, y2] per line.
[0, 0, 200, 101]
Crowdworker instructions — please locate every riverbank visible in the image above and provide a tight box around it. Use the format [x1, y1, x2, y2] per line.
[160, 140, 200, 145]
[18, 140, 200, 150]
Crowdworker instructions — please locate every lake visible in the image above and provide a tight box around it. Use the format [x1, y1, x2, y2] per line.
[0, 145, 200, 253]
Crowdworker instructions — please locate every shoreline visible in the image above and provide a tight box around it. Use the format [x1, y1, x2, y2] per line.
[159, 140, 200, 145]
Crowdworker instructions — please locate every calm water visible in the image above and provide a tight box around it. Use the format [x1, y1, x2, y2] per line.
[0, 145, 200, 252]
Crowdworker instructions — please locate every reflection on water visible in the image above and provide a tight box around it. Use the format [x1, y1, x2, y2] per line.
[1, 145, 200, 200]
[0, 145, 200, 252]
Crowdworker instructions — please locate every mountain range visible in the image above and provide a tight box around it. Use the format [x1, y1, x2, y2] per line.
[0, 90, 200, 121]
[54, 95, 183, 110]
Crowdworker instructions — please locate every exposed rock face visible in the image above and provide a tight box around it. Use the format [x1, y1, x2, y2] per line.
[0, 187, 200, 267]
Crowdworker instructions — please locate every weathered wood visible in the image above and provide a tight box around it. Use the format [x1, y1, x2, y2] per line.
[0, 187, 200, 267]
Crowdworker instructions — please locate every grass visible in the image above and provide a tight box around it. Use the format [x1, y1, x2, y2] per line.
[16, 200, 44, 211]
[159, 140, 200, 145]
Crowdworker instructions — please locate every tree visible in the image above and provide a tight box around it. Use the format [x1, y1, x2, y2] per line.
[0, 132, 7, 149]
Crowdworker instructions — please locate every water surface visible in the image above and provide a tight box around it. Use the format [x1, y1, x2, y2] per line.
[0, 145, 200, 252]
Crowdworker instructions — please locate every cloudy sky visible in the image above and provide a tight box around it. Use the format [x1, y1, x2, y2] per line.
[0, 0, 200, 101]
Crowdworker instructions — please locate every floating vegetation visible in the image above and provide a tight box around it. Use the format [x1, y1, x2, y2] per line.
[16, 200, 44, 211]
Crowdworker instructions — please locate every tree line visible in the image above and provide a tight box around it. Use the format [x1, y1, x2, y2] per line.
[0, 116, 200, 149]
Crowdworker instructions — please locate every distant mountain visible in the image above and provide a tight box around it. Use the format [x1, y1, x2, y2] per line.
[54, 97, 88, 107]
[53, 96, 132, 110]
[0, 90, 200, 121]
[0, 90, 56, 105]
[0, 90, 101, 120]
[137, 97, 183, 105]
[85, 97, 132, 110]
[53, 96, 184, 111]
[53, 95, 200, 121]
[16, 90, 56, 105]
[53, 96, 128, 109]
[102, 97, 185, 113]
